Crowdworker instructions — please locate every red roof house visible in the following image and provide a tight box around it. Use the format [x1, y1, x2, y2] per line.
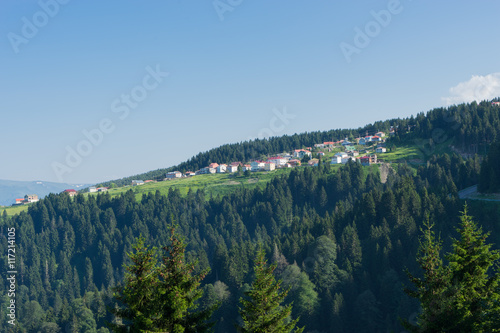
[64, 189, 78, 197]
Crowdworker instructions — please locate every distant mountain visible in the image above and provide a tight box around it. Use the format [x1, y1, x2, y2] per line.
[0, 179, 91, 206]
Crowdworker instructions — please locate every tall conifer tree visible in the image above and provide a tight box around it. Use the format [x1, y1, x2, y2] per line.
[238, 249, 304, 333]
[404, 206, 500, 332]
[403, 219, 450, 332]
[446, 205, 500, 332]
[109, 237, 159, 332]
[110, 228, 217, 332]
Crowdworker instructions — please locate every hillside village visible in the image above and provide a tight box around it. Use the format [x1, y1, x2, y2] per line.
[8, 132, 391, 205]
[130, 131, 390, 186]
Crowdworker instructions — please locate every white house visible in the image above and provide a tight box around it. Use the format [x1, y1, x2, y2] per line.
[196, 167, 216, 175]
[335, 152, 348, 159]
[166, 171, 182, 179]
[243, 164, 252, 172]
[376, 147, 387, 153]
[185, 171, 196, 177]
[331, 156, 342, 164]
[264, 162, 276, 171]
[251, 161, 265, 172]
[25, 194, 40, 202]
[132, 180, 144, 186]
[375, 131, 385, 137]
[217, 164, 227, 173]
[348, 151, 360, 157]
[227, 165, 238, 173]
[267, 157, 288, 166]
[89, 186, 97, 193]
[293, 149, 312, 159]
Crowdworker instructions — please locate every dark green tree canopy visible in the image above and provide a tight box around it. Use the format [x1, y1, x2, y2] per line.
[109, 228, 218, 332]
[238, 249, 304, 333]
[404, 206, 500, 332]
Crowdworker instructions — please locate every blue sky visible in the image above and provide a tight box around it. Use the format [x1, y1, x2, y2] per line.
[1, 0, 499, 184]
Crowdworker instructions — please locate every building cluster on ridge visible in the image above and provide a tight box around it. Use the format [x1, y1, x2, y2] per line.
[10, 131, 391, 203]
[61, 187, 109, 197]
[128, 131, 390, 185]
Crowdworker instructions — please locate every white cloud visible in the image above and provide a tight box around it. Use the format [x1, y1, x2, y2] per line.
[442, 73, 500, 106]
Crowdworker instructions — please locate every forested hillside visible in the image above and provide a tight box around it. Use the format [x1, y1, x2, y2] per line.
[395, 100, 500, 155]
[479, 141, 500, 193]
[101, 100, 500, 188]
[1, 101, 500, 332]
[2, 152, 499, 332]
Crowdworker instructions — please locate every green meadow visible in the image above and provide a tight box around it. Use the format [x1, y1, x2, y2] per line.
[1, 204, 29, 216]
[86, 168, 295, 201]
